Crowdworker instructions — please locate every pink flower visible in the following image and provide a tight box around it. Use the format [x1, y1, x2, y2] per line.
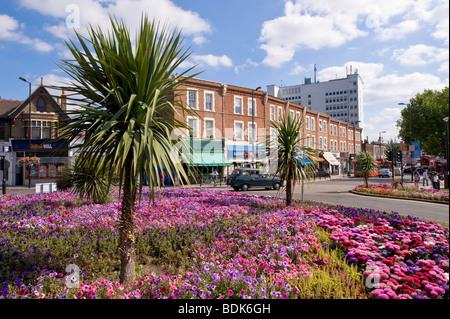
[228, 289, 233, 297]
[322, 258, 329, 264]
[240, 290, 245, 296]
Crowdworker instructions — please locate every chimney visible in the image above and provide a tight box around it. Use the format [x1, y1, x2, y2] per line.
[61, 89, 67, 112]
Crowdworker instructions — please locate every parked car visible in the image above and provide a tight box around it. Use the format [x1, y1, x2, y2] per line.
[378, 168, 392, 178]
[227, 168, 281, 191]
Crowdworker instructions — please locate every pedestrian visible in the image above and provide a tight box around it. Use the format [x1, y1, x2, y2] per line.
[159, 171, 165, 188]
[422, 168, 429, 187]
[212, 169, 218, 186]
[414, 171, 420, 188]
[432, 172, 440, 190]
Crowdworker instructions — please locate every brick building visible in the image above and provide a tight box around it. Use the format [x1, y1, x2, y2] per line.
[0, 82, 69, 186]
[173, 77, 362, 178]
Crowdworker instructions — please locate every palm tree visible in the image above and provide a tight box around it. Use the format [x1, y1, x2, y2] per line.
[51, 16, 199, 283]
[268, 113, 316, 206]
[355, 151, 378, 188]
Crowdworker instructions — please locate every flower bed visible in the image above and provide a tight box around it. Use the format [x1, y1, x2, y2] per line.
[353, 183, 449, 202]
[0, 189, 448, 299]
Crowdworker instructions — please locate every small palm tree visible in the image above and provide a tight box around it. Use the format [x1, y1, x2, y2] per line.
[51, 16, 199, 283]
[355, 151, 378, 188]
[268, 113, 316, 206]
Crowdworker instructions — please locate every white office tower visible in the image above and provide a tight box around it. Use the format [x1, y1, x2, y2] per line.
[267, 70, 364, 127]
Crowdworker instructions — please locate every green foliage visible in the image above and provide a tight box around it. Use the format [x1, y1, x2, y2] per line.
[396, 86, 449, 156]
[268, 113, 317, 206]
[55, 164, 74, 191]
[355, 151, 378, 188]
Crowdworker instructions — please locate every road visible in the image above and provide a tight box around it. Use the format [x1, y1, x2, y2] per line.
[239, 177, 449, 224]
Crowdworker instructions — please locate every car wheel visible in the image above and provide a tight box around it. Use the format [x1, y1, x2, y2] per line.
[241, 184, 249, 191]
[273, 183, 280, 190]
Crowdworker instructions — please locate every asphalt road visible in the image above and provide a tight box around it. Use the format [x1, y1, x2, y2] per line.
[240, 177, 449, 224]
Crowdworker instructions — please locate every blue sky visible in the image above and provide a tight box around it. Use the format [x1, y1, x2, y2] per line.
[1, 0, 448, 143]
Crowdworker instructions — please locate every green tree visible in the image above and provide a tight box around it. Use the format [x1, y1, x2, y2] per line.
[355, 151, 378, 188]
[268, 113, 316, 206]
[396, 87, 449, 156]
[384, 139, 400, 159]
[51, 16, 198, 283]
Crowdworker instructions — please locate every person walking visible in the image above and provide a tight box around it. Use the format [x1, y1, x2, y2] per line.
[422, 168, 429, 187]
[414, 171, 420, 188]
[432, 172, 440, 190]
[159, 171, 165, 188]
[212, 169, 219, 186]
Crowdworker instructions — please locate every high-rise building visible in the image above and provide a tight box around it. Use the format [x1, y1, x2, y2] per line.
[267, 70, 364, 127]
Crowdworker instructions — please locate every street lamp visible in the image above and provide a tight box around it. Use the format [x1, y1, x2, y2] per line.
[444, 117, 449, 189]
[378, 131, 386, 161]
[399, 102, 413, 181]
[251, 86, 261, 167]
[19, 77, 32, 188]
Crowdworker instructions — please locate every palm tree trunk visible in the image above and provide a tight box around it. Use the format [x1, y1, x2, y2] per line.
[286, 172, 293, 206]
[119, 153, 136, 284]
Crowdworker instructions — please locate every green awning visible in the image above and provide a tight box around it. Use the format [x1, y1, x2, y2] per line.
[182, 152, 232, 167]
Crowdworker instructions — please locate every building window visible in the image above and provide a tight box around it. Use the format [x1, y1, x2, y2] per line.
[311, 117, 315, 131]
[270, 105, 275, 121]
[311, 135, 316, 149]
[319, 137, 323, 149]
[0, 122, 5, 140]
[234, 121, 244, 140]
[187, 117, 199, 138]
[278, 107, 283, 121]
[187, 90, 198, 109]
[36, 97, 46, 112]
[204, 119, 215, 139]
[204, 92, 214, 111]
[306, 116, 310, 130]
[306, 135, 310, 147]
[234, 96, 243, 114]
[319, 120, 322, 132]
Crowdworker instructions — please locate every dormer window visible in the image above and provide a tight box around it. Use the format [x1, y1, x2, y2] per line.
[37, 97, 46, 112]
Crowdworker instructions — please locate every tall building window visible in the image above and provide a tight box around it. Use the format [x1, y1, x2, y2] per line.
[188, 90, 198, 109]
[270, 105, 275, 121]
[248, 98, 256, 116]
[234, 96, 243, 114]
[204, 92, 214, 111]
[204, 119, 214, 139]
[306, 116, 310, 130]
[311, 117, 315, 131]
[234, 121, 244, 140]
[248, 122, 257, 142]
[187, 117, 199, 138]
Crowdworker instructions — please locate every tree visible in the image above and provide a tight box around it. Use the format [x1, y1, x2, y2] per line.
[268, 113, 316, 206]
[355, 151, 378, 188]
[384, 139, 400, 160]
[396, 87, 449, 156]
[51, 16, 199, 283]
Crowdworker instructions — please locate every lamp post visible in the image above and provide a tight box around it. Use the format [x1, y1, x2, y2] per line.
[378, 131, 386, 161]
[444, 117, 449, 189]
[251, 86, 261, 167]
[399, 102, 413, 181]
[19, 77, 32, 188]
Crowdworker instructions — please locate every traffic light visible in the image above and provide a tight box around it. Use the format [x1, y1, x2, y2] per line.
[397, 151, 402, 163]
[0, 157, 4, 171]
[387, 150, 393, 161]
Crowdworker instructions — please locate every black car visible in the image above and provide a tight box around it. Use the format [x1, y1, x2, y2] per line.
[227, 168, 281, 191]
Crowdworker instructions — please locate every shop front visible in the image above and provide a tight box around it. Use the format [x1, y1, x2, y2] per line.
[11, 138, 69, 186]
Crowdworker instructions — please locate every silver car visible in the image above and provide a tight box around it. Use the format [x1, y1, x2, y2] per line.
[379, 168, 392, 178]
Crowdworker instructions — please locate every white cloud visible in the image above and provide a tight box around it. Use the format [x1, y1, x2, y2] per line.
[234, 59, 259, 75]
[375, 20, 420, 41]
[191, 54, 233, 68]
[0, 14, 53, 52]
[18, 0, 212, 42]
[393, 44, 449, 66]
[259, 0, 449, 67]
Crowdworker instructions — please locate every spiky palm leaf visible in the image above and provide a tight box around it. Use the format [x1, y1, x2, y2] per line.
[355, 151, 378, 188]
[49, 15, 200, 283]
[268, 113, 317, 206]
